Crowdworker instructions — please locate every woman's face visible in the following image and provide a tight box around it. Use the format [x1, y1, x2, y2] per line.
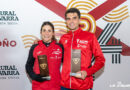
[41, 25, 54, 43]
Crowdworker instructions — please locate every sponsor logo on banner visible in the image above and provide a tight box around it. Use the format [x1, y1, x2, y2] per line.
[0, 11, 19, 25]
[109, 81, 130, 88]
[21, 35, 38, 48]
[0, 38, 17, 47]
[0, 65, 20, 80]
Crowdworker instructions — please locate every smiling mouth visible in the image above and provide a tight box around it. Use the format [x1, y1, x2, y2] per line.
[70, 23, 74, 26]
[44, 36, 50, 38]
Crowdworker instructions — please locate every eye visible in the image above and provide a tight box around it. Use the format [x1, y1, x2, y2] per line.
[42, 29, 46, 32]
[66, 18, 70, 20]
[73, 17, 77, 19]
[48, 29, 52, 32]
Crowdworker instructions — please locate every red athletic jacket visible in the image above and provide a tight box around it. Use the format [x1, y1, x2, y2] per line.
[59, 28, 105, 89]
[26, 40, 63, 90]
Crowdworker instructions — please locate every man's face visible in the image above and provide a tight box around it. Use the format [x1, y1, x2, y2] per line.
[66, 13, 80, 32]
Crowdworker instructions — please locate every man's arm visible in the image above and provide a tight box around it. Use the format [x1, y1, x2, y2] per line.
[75, 34, 105, 79]
[86, 34, 105, 76]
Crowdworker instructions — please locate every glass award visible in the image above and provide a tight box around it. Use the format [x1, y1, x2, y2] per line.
[70, 49, 81, 77]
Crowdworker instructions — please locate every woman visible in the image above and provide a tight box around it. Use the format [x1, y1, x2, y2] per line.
[25, 21, 63, 90]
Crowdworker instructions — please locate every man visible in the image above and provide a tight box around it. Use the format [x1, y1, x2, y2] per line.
[59, 8, 105, 90]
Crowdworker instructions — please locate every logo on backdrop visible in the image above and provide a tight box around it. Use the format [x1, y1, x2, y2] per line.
[0, 11, 19, 25]
[0, 38, 17, 47]
[21, 35, 38, 48]
[0, 65, 20, 80]
[109, 81, 130, 88]
[36, 0, 130, 64]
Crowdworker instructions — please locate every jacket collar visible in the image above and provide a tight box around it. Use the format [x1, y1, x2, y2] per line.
[38, 40, 56, 48]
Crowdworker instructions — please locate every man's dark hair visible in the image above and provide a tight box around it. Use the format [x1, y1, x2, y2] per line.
[65, 8, 81, 19]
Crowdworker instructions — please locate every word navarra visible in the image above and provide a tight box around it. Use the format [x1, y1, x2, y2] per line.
[0, 65, 20, 75]
[0, 16, 19, 21]
[0, 11, 19, 21]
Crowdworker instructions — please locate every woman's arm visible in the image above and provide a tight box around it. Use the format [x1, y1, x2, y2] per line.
[25, 44, 47, 82]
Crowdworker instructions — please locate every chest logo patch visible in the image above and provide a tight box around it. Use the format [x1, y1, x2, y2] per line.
[77, 39, 88, 48]
[37, 51, 42, 55]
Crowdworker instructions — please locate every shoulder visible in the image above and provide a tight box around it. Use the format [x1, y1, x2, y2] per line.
[78, 30, 97, 42]
[31, 44, 38, 48]
[30, 44, 38, 51]
[81, 30, 94, 35]
[55, 43, 63, 49]
[80, 30, 95, 38]
[61, 32, 71, 38]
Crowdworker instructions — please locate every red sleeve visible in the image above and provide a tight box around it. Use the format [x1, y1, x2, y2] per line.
[86, 34, 105, 76]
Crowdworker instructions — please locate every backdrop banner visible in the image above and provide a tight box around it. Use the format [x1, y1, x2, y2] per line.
[0, 0, 130, 90]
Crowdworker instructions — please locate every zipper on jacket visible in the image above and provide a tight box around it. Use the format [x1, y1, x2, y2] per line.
[70, 32, 74, 88]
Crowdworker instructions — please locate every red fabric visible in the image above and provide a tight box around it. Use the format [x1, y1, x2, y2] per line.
[32, 40, 62, 90]
[59, 28, 105, 89]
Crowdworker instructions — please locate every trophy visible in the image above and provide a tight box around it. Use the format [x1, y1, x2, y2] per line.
[70, 49, 81, 77]
[38, 55, 50, 80]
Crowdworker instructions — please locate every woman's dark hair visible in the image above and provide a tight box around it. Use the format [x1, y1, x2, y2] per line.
[40, 21, 56, 41]
[65, 8, 81, 19]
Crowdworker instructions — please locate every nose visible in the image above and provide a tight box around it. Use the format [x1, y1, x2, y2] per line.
[70, 18, 74, 23]
[45, 31, 49, 35]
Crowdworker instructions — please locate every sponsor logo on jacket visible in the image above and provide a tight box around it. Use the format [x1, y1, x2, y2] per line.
[77, 39, 88, 48]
